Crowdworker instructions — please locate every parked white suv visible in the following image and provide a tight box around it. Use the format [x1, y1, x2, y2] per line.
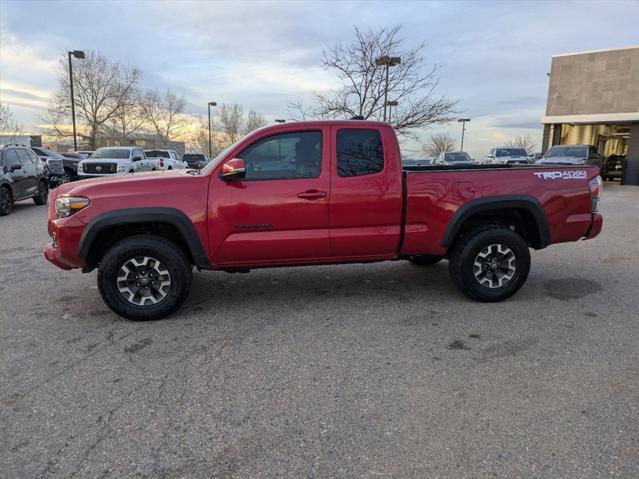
[144, 149, 187, 170]
[77, 147, 154, 177]
[484, 147, 533, 165]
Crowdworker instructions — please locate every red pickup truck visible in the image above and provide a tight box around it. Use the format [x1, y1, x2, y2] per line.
[44, 121, 603, 320]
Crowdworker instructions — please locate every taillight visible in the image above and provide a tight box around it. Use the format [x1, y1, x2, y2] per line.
[589, 175, 602, 212]
[160, 159, 164, 168]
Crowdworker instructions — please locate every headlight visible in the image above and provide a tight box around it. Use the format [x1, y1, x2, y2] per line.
[55, 196, 90, 218]
[117, 164, 127, 173]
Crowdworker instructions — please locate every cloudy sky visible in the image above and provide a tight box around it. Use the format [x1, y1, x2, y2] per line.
[1, 0, 638, 156]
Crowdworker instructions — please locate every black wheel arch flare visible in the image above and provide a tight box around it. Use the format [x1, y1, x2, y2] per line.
[77, 207, 209, 268]
[441, 195, 550, 249]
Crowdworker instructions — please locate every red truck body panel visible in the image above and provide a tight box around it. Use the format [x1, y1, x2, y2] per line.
[44, 121, 602, 272]
[400, 166, 598, 257]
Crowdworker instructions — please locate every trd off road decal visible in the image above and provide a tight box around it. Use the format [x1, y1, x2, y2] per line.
[534, 170, 587, 180]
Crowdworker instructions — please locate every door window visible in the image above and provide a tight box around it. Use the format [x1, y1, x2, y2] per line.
[16, 149, 34, 165]
[5, 149, 20, 167]
[238, 131, 322, 180]
[26, 149, 39, 163]
[337, 129, 384, 177]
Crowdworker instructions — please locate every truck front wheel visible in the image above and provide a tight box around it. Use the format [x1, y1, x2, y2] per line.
[448, 227, 530, 302]
[97, 235, 192, 320]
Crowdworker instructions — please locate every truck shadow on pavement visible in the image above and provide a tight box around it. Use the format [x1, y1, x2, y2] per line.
[184, 261, 463, 314]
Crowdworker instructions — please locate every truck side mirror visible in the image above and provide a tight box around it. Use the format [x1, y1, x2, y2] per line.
[132, 156, 142, 161]
[10, 164, 22, 172]
[220, 158, 246, 181]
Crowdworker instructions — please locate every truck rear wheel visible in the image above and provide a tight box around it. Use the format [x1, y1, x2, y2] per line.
[448, 227, 530, 302]
[97, 235, 192, 320]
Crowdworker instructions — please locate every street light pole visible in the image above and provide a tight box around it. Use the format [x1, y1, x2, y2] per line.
[386, 100, 398, 126]
[458, 118, 471, 151]
[207, 101, 217, 157]
[68, 50, 85, 151]
[375, 56, 401, 122]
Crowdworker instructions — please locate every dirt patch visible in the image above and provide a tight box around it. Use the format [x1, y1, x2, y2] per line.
[544, 278, 602, 300]
[447, 339, 469, 350]
[124, 337, 153, 354]
[480, 337, 538, 361]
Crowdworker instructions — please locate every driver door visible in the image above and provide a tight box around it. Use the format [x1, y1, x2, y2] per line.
[208, 128, 331, 265]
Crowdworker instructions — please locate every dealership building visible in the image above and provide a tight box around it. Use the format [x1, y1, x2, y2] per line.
[540, 46, 639, 184]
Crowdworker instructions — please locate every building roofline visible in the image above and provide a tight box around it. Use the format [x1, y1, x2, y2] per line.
[541, 112, 639, 124]
[552, 45, 639, 58]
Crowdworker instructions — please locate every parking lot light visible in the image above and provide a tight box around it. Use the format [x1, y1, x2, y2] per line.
[458, 118, 471, 151]
[68, 50, 85, 151]
[375, 55, 401, 121]
[208, 101, 217, 157]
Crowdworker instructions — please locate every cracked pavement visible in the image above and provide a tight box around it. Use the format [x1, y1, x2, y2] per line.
[1, 184, 638, 478]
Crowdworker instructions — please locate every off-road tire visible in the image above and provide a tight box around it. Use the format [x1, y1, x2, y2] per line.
[0, 186, 13, 216]
[408, 255, 443, 265]
[98, 235, 192, 320]
[448, 227, 530, 302]
[33, 180, 48, 205]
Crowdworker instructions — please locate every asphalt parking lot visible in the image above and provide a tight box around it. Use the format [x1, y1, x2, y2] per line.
[1, 183, 638, 478]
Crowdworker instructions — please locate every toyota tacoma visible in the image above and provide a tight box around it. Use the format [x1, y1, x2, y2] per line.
[44, 121, 603, 320]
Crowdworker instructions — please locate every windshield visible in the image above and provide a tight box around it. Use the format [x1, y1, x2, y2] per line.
[200, 138, 246, 174]
[444, 152, 471, 162]
[496, 148, 527, 157]
[91, 148, 131, 159]
[183, 154, 205, 162]
[145, 150, 169, 158]
[545, 146, 587, 158]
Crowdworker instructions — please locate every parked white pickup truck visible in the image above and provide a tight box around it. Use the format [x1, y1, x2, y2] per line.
[144, 150, 187, 171]
[77, 147, 155, 177]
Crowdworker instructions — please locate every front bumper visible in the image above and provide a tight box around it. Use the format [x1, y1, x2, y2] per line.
[43, 212, 87, 270]
[44, 243, 74, 270]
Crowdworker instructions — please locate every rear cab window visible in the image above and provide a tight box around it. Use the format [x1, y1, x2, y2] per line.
[336, 129, 384, 177]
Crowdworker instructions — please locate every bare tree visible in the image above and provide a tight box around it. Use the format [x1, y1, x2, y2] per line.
[142, 89, 187, 147]
[244, 109, 266, 134]
[289, 25, 456, 136]
[423, 133, 456, 158]
[42, 51, 141, 148]
[190, 104, 267, 153]
[506, 134, 536, 154]
[0, 103, 22, 136]
[188, 119, 227, 156]
[218, 103, 244, 143]
[103, 90, 146, 143]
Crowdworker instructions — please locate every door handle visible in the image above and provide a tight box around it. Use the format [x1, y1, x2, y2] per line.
[297, 189, 327, 200]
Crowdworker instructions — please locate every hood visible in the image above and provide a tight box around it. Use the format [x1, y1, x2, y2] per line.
[80, 157, 132, 164]
[54, 169, 194, 196]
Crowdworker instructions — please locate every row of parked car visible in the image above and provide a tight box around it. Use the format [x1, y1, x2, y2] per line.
[0, 144, 213, 216]
[403, 144, 624, 181]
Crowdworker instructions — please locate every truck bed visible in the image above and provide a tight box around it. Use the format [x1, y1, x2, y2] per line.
[399, 164, 600, 257]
